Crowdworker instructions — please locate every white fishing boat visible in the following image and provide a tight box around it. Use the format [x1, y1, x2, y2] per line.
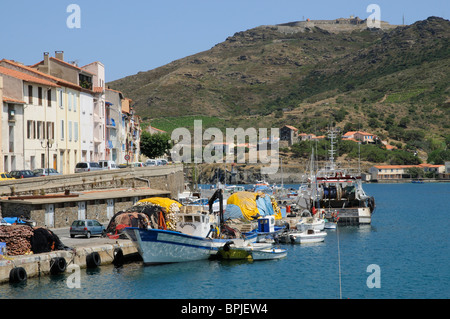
[124, 211, 225, 264]
[251, 247, 287, 260]
[294, 128, 375, 225]
[279, 229, 327, 244]
[296, 216, 325, 231]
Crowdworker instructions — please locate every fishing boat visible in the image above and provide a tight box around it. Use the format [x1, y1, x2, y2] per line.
[217, 240, 286, 260]
[279, 229, 327, 244]
[294, 128, 376, 225]
[296, 216, 325, 231]
[217, 240, 272, 260]
[124, 190, 245, 264]
[242, 215, 286, 243]
[124, 211, 224, 264]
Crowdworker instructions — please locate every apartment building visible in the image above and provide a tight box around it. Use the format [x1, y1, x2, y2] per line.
[0, 51, 139, 173]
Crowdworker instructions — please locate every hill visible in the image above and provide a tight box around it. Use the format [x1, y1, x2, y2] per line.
[108, 16, 450, 162]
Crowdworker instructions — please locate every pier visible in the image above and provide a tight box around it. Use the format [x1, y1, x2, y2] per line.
[0, 236, 138, 284]
[0, 164, 184, 284]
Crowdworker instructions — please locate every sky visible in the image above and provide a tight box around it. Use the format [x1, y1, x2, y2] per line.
[0, 0, 448, 82]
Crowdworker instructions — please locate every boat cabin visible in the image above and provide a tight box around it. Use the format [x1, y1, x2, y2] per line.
[257, 215, 275, 233]
[176, 213, 215, 237]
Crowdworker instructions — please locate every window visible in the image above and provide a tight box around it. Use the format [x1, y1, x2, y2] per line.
[69, 121, 72, 141]
[58, 89, 63, 108]
[28, 85, 33, 104]
[27, 120, 36, 139]
[74, 122, 78, 142]
[73, 94, 77, 112]
[38, 87, 43, 105]
[37, 121, 43, 139]
[68, 92, 72, 111]
[47, 89, 52, 107]
[46, 122, 54, 140]
[60, 120, 64, 140]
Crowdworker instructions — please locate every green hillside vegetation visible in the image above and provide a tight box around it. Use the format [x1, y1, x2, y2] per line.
[108, 16, 450, 165]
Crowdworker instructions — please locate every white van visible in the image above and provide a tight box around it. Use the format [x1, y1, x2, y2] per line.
[98, 160, 118, 170]
[146, 159, 157, 166]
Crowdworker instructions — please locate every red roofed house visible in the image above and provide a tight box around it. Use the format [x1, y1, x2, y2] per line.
[342, 131, 378, 143]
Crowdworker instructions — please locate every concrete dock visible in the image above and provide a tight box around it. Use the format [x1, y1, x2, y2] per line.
[0, 235, 139, 284]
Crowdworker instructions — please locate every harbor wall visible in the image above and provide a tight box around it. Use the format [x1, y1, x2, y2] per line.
[0, 164, 184, 198]
[0, 241, 138, 284]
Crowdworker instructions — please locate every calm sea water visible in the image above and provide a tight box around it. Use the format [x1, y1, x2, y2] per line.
[1, 183, 449, 300]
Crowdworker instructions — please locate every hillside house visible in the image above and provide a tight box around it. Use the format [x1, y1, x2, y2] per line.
[342, 131, 378, 143]
[280, 125, 298, 146]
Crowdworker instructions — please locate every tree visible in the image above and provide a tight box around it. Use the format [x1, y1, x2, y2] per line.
[140, 131, 172, 159]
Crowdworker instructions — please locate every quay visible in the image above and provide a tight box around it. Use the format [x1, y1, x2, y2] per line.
[0, 235, 138, 284]
[0, 164, 185, 284]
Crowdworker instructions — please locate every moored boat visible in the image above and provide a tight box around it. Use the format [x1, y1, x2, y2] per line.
[279, 229, 327, 244]
[251, 247, 287, 260]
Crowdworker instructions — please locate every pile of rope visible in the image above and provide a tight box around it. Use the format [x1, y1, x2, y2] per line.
[0, 225, 67, 256]
[0, 225, 33, 256]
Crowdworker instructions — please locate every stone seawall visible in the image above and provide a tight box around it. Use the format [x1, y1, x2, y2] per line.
[0, 164, 184, 199]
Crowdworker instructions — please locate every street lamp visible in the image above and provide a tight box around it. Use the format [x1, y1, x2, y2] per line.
[40, 138, 54, 176]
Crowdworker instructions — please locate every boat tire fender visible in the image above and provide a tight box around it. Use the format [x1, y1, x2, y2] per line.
[86, 251, 101, 268]
[9, 267, 27, 283]
[113, 248, 124, 267]
[50, 257, 67, 275]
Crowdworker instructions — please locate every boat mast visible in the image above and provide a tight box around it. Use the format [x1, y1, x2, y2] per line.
[327, 127, 337, 171]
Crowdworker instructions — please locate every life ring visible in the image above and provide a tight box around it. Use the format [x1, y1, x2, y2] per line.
[86, 251, 101, 268]
[113, 248, 124, 267]
[50, 257, 67, 275]
[9, 267, 27, 283]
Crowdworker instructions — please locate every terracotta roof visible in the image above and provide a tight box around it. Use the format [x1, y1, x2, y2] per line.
[3, 96, 26, 104]
[93, 86, 104, 93]
[283, 125, 298, 131]
[418, 163, 444, 168]
[1, 59, 81, 90]
[0, 65, 59, 87]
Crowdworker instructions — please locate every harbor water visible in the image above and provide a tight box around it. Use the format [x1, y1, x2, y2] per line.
[0, 183, 449, 299]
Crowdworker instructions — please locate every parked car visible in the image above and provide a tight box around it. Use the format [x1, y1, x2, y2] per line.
[32, 168, 61, 177]
[70, 219, 106, 238]
[157, 159, 168, 166]
[132, 162, 145, 167]
[10, 170, 37, 179]
[98, 160, 118, 170]
[74, 162, 102, 173]
[0, 172, 14, 181]
[146, 159, 157, 166]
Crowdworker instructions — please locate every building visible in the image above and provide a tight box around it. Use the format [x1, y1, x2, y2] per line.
[369, 164, 445, 180]
[280, 125, 298, 146]
[81, 61, 106, 162]
[342, 131, 378, 143]
[0, 51, 139, 173]
[105, 89, 123, 163]
[0, 62, 61, 173]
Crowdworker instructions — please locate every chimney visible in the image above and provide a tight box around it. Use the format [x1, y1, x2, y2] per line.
[55, 51, 64, 61]
[43, 52, 49, 65]
[40, 52, 50, 74]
